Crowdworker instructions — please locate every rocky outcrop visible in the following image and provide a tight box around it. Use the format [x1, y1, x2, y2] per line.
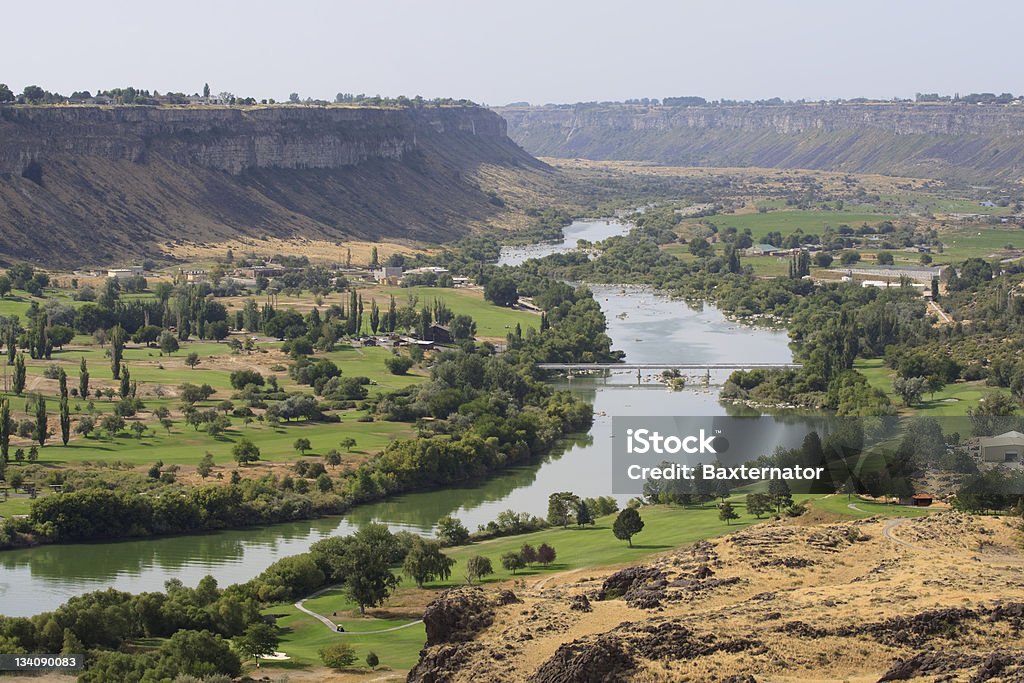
[530, 634, 635, 683]
[421, 587, 498, 647]
[495, 102, 1024, 181]
[0, 105, 546, 266]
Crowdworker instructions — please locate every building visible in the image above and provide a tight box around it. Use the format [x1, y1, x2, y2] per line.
[910, 493, 933, 507]
[835, 264, 951, 285]
[979, 431, 1024, 463]
[108, 267, 144, 279]
[372, 266, 404, 283]
[744, 244, 780, 256]
[428, 324, 452, 344]
[181, 269, 208, 283]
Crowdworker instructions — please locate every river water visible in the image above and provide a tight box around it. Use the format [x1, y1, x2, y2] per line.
[0, 219, 794, 616]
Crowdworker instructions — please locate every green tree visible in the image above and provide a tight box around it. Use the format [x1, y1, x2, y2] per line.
[320, 641, 356, 669]
[34, 395, 47, 447]
[186, 352, 201, 369]
[768, 478, 793, 512]
[293, 437, 312, 455]
[612, 507, 644, 547]
[402, 537, 455, 587]
[232, 438, 261, 465]
[464, 555, 493, 584]
[745, 492, 772, 518]
[484, 276, 518, 307]
[159, 331, 179, 355]
[547, 491, 580, 528]
[78, 357, 89, 400]
[719, 501, 739, 525]
[0, 398, 10, 464]
[575, 498, 593, 526]
[110, 325, 125, 379]
[339, 437, 357, 452]
[233, 622, 279, 668]
[59, 395, 70, 446]
[366, 651, 379, 670]
[337, 525, 400, 614]
[324, 450, 342, 468]
[501, 551, 526, 575]
[437, 516, 470, 545]
[13, 354, 26, 395]
[119, 365, 131, 399]
[537, 543, 556, 565]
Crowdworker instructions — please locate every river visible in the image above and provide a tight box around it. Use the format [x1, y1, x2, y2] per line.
[0, 219, 794, 616]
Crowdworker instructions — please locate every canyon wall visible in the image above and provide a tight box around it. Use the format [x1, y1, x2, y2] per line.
[0, 105, 543, 266]
[495, 103, 1024, 182]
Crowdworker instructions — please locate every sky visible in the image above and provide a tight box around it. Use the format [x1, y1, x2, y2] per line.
[3, 0, 1021, 106]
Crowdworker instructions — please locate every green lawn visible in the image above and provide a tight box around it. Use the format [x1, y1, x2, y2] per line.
[0, 495, 39, 517]
[20, 414, 413, 467]
[260, 602, 426, 673]
[684, 210, 900, 242]
[855, 357, 998, 416]
[934, 226, 1024, 263]
[361, 286, 539, 338]
[807, 493, 936, 518]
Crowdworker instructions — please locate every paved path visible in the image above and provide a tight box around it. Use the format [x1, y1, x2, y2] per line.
[847, 503, 868, 514]
[882, 517, 919, 550]
[294, 586, 423, 635]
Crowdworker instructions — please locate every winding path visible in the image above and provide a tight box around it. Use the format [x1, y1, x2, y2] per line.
[294, 586, 423, 635]
[882, 517, 920, 550]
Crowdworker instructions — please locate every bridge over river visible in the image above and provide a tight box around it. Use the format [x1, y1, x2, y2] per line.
[536, 362, 802, 384]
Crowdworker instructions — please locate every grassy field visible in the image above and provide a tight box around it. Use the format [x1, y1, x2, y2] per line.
[359, 286, 540, 339]
[683, 210, 900, 242]
[258, 495, 939, 675]
[806, 494, 936, 518]
[854, 357, 998, 416]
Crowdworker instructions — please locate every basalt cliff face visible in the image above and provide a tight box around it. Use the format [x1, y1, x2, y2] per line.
[0, 105, 545, 266]
[495, 103, 1024, 182]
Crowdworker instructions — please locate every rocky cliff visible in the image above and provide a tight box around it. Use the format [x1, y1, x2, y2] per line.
[495, 103, 1024, 182]
[0, 105, 545, 266]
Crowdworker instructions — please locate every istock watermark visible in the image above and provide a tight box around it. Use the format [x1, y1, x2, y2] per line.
[612, 416, 845, 495]
[611, 415, 1024, 500]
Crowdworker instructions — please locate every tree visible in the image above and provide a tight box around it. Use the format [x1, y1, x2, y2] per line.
[893, 375, 926, 407]
[719, 501, 739, 525]
[450, 314, 476, 341]
[119, 365, 131, 399]
[324, 450, 342, 468]
[186, 352, 201, 369]
[338, 528, 401, 614]
[768, 478, 793, 512]
[876, 251, 895, 265]
[110, 325, 125, 379]
[403, 537, 455, 587]
[34, 395, 48, 447]
[366, 651, 379, 670]
[484, 277, 518, 307]
[537, 543, 556, 565]
[745, 493, 772, 518]
[339, 437, 357, 452]
[78, 357, 89, 400]
[547, 491, 580, 528]
[234, 622, 278, 667]
[369, 246, 379, 268]
[464, 555, 493, 584]
[0, 84, 13, 103]
[232, 438, 261, 465]
[384, 355, 414, 375]
[501, 551, 526, 575]
[437, 516, 470, 545]
[159, 331, 179, 355]
[320, 641, 356, 669]
[59, 395, 70, 446]
[575, 498, 593, 526]
[294, 437, 312, 455]
[230, 369, 264, 389]
[519, 544, 538, 565]
[197, 452, 215, 478]
[0, 398, 10, 464]
[613, 507, 644, 547]
[13, 354, 26, 395]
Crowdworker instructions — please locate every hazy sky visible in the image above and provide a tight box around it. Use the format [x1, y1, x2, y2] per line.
[5, 0, 1021, 105]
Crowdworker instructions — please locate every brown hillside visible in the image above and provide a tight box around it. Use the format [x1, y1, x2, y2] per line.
[411, 511, 1024, 682]
[0, 105, 549, 267]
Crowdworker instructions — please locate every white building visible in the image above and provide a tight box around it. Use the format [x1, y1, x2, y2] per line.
[108, 267, 144, 279]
